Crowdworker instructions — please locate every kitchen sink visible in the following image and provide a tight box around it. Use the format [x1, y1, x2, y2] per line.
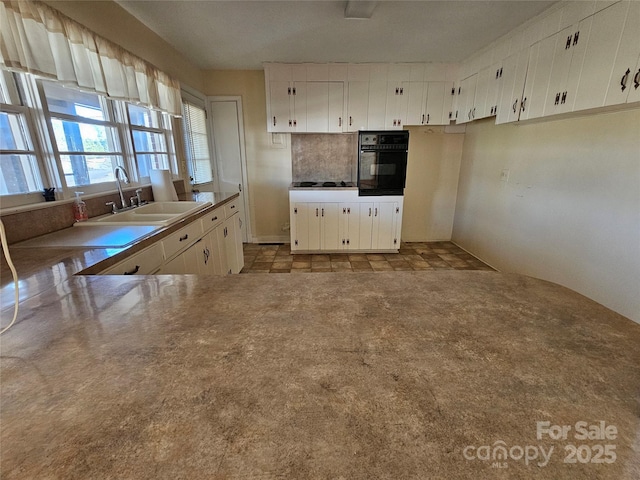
[74, 201, 212, 227]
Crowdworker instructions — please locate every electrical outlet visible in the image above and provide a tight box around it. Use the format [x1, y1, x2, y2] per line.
[500, 169, 510, 182]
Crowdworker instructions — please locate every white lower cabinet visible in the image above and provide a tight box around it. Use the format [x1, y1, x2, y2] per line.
[290, 190, 403, 253]
[99, 200, 244, 276]
[100, 243, 163, 275]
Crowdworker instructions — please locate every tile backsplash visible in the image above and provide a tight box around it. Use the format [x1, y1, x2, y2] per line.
[291, 133, 358, 183]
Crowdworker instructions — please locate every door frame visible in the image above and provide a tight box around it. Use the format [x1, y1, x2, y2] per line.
[206, 95, 252, 243]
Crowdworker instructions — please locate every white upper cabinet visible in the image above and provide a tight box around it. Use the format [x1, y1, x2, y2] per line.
[573, 1, 631, 111]
[605, 1, 640, 106]
[346, 81, 369, 131]
[543, 24, 587, 117]
[456, 74, 478, 124]
[496, 50, 529, 124]
[405, 81, 428, 126]
[306, 81, 345, 133]
[520, 33, 557, 121]
[267, 64, 308, 132]
[425, 82, 454, 125]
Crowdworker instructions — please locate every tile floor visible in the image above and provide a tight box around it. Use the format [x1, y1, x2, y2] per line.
[241, 241, 494, 273]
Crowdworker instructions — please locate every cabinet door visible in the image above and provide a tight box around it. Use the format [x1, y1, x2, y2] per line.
[347, 81, 369, 132]
[405, 82, 427, 125]
[367, 81, 387, 129]
[339, 203, 361, 250]
[425, 82, 453, 125]
[224, 214, 244, 274]
[182, 239, 202, 274]
[328, 82, 345, 133]
[161, 252, 186, 274]
[358, 202, 374, 250]
[291, 82, 307, 132]
[497, 50, 529, 124]
[292, 202, 320, 251]
[605, 1, 640, 106]
[485, 63, 502, 118]
[209, 226, 228, 275]
[521, 34, 557, 120]
[473, 67, 492, 119]
[384, 83, 408, 129]
[372, 202, 398, 250]
[306, 81, 329, 132]
[269, 81, 292, 132]
[457, 74, 477, 124]
[321, 203, 341, 250]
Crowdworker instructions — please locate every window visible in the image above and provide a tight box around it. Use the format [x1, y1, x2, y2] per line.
[127, 104, 176, 179]
[0, 70, 181, 207]
[41, 81, 122, 188]
[182, 99, 213, 186]
[0, 71, 43, 197]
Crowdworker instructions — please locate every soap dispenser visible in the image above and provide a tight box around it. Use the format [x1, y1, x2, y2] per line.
[73, 191, 88, 222]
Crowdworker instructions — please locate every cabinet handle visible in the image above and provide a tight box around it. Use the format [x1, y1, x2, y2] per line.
[395, 87, 399, 95]
[396, 207, 399, 214]
[224, 227, 228, 237]
[400, 87, 403, 95]
[123, 265, 140, 275]
[349, 116, 353, 126]
[293, 120, 297, 127]
[369, 207, 372, 216]
[292, 87, 296, 95]
[315, 208, 319, 217]
[346, 239, 350, 245]
[521, 97, 527, 112]
[342, 239, 346, 245]
[565, 35, 572, 49]
[426, 113, 430, 124]
[287, 87, 291, 95]
[374, 207, 378, 217]
[496, 69, 500, 79]
[472, 108, 475, 119]
[343, 207, 346, 214]
[179, 234, 189, 241]
[294, 207, 298, 214]
[573, 31, 579, 46]
[289, 120, 292, 127]
[338, 117, 342, 127]
[347, 207, 351, 214]
[321, 208, 324, 217]
[554, 92, 560, 105]
[621, 68, 631, 92]
[212, 216, 218, 221]
[561, 91, 567, 104]
[634, 69, 640, 90]
[230, 204, 236, 209]
[421, 114, 425, 124]
[273, 116, 276, 126]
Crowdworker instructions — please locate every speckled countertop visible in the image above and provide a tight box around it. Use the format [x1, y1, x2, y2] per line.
[0, 191, 239, 309]
[1, 271, 639, 479]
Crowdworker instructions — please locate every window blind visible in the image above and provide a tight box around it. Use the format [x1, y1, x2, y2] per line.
[182, 100, 213, 186]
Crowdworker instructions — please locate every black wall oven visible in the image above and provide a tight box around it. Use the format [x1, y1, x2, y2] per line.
[357, 131, 409, 196]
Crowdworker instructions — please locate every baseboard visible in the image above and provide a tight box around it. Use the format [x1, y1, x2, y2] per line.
[250, 235, 290, 244]
[451, 241, 501, 272]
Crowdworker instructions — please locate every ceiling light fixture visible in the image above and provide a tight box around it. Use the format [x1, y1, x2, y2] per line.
[344, 1, 378, 19]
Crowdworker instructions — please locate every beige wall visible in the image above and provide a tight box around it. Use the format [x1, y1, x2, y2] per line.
[452, 109, 640, 323]
[43, 1, 204, 91]
[403, 126, 464, 241]
[203, 70, 292, 242]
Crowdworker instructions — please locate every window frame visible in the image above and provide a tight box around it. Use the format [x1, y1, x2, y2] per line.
[125, 104, 178, 184]
[0, 70, 183, 210]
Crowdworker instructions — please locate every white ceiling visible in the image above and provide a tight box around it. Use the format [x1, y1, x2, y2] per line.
[117, 0, 557, 70]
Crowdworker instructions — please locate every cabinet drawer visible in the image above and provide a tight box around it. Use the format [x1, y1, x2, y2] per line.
[224, 199, 240, 219]
[161, 221, 203, 260]
[101, 243, 163, 275]
[201, 206, 224, 232]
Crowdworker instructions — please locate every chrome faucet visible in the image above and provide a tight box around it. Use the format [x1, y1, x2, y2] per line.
[114, 166, 130, 210]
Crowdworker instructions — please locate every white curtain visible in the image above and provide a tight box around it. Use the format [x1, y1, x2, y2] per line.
[0, 0, 182, 115]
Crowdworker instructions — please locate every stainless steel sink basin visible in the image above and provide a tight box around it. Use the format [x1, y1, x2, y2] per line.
[74, 201, 212, 227]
